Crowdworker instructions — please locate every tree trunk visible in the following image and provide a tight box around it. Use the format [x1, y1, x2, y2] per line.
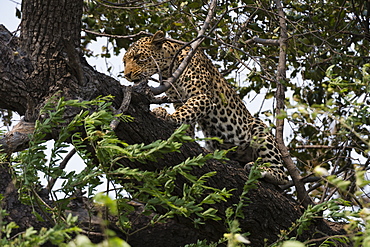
[0, 0, 348, 246]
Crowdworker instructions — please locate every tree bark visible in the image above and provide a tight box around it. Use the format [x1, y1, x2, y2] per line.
[0, 0, 348, 246]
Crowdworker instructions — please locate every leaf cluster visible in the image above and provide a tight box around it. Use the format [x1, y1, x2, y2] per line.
[9, 96, 249, 244]
[2, 92, 369, 246]
[0, 207, 81, 247]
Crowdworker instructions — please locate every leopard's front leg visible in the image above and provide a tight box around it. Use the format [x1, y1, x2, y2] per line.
[152, 93, 215, 125]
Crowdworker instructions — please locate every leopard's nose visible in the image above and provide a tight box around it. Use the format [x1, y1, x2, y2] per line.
[124, 72, 132, 80]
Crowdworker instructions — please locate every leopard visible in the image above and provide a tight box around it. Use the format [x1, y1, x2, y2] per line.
[123, 31, 288, 185]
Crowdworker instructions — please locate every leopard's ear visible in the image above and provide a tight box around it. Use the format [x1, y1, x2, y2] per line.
[150, 31, 166, 48]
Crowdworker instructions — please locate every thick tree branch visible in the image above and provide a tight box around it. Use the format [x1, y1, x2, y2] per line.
[273, 0, 313, 208]
[19, 0, 84, 104]
[0, 119, 35, 154]
[0, 25, 30, 115]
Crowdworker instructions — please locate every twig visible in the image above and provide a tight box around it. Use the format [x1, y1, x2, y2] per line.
[83, 29, 186, 45]
[204, 35, 277, 83]
[245, 36, 280, 46]
[83, 29, 151, 40]
[110, 86, 133, 130]
[305, 234, 352, 245]
[94, 0, 171, 10]
[280, 175, 322, 190]
[273, 0, 313, 208]
[290, 145, 356, 150]
[309, 143, 353, 199]
[46, 148, 77, 193]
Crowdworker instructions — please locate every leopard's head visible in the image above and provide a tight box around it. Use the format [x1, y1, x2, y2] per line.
[123, 31, 175, 82]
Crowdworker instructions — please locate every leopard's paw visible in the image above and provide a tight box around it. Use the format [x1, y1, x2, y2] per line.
[244, 162, 288, 185]
[152, 107, 169, 120]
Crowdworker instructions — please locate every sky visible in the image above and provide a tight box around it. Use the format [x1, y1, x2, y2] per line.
[1, 1, 19, 31]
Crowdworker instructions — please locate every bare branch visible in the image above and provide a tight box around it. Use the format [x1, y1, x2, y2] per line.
[150, 0, 217, 95]
[290, 145, 356, 150]
[82, 29, 187, 46]
[204, 35, 277, 83]
[273, 0, 313, 208]
[82, 29, 152, 40]
[46, 148, 77, 193]
[110, 86, 133, 130]
[94, 0, 172, 10]
[245, 36, 280, 46]
[280, 175, 322, 190]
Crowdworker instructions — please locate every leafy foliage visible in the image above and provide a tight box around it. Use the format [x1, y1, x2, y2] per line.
[6, 96, 254, 245]
[82, 0, 369, 90]
[0, 202, 81, 247]
[81, 1, 369, 209]
[1, 0, 370, 245]
[1, 91, 369, 246]
[288, 64, 370, 202]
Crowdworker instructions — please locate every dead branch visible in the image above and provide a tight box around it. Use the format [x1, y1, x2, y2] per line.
[280, 175, 322, 190]
[110, 86, 133, 130]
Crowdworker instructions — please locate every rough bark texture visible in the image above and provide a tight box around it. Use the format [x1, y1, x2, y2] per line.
[0, 0, 349, 246]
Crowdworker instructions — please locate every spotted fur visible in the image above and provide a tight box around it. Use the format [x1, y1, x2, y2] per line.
[123, 31, 288, 185]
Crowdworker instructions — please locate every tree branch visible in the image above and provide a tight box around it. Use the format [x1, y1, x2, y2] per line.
[290, 145, 360, 150]
[83, 29, 152, 40]
[0, 25, 30, 115]
[150, 0, 217, 95]
[0, 118, 35, 154]
[46, 148, 77, 193]
[245, 36, 280, 46]
[94, 0, 172, 10]
[273, 0, 313, 208]
[280, 175, 322, 190]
